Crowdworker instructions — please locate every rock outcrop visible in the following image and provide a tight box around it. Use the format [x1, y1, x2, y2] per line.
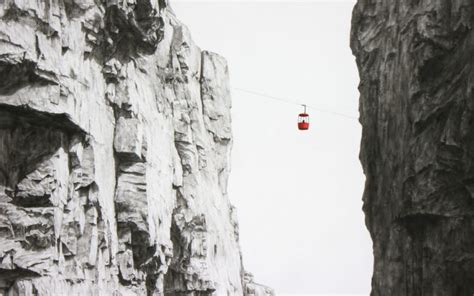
[351, 1, 474, 295]
[0, 1, 272, 295]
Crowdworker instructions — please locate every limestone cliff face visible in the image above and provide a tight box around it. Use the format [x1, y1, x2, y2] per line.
[351, 1, 474, 295]
[0, 1, 272, 295]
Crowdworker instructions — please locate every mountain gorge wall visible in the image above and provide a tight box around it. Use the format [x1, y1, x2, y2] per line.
[0, 1, 272, 295]
[351, 0, 474, 295]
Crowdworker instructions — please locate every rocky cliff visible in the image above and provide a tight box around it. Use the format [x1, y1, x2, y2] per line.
[351, 0, 474, 295]
[0, 1, 272, 295]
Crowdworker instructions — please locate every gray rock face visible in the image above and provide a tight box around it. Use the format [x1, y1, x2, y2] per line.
[351, 1, 474, 295]
[242, 272, 273, 296]
[0, 1, 272, 295]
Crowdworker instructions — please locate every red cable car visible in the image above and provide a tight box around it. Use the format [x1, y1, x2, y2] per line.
[298, 105, 310, 130]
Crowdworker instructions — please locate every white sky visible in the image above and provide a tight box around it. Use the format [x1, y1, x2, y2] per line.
[172, 1, 371, 295]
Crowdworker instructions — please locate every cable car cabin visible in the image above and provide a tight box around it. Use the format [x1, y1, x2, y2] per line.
[298, 113, 310, 130]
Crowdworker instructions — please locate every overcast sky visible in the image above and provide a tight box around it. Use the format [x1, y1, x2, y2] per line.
[172, 1, 371, 295]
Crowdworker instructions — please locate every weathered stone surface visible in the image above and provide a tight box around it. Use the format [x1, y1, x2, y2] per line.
[0, 1, 269, 295]
[242, 272, 274, 296]
[114, 117, 146, 162]
[351, 1, 474, 295]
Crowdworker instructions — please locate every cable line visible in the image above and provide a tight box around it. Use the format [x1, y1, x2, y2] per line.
[232, 87, 358, 120]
